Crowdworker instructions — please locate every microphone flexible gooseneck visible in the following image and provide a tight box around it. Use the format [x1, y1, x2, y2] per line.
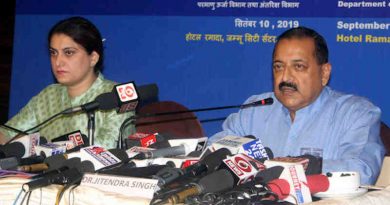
[134, 97, 273, 120]
[118, 97, 274, 148]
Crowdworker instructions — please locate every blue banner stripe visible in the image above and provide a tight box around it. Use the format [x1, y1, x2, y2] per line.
[16, 0, 390, 18]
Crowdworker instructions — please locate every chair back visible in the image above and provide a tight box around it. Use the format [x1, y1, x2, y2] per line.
[376, 156, 390, 187]
[135, 101, 205, 139]
[381, 122, 390, 156]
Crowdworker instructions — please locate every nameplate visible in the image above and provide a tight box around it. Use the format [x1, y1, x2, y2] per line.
[81, 173, 158, 199]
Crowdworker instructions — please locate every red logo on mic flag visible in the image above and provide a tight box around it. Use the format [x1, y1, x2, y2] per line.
[116, 83, 138, 102]
[223, 153, 263, 185]
[68, 131, 84, 146]
[234, 156, 252, 173]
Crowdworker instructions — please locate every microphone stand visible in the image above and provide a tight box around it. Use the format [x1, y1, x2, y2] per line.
[118, 117, 135, 149]
[86, 111, 96, 146]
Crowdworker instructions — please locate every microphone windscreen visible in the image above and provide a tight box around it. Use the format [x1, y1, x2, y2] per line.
[95, 92, 118, 110]
[62, 157, 82, 171]
[255, 166, 284, 184]
[306, 174, 330, 194]
[199, 169, 235, 193]
[264, 97, 273, 105]
[0, 156, 19, 170]
[0, 142, 25, 159]
[267, 178, 290, 200]
[44, 154, 67, 171]
[80, 160, 95, 173]
[265, 147, 274, 159]
[202, 148, 231, 174]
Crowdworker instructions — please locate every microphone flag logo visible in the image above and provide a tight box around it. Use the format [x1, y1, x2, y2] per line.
[116, 83, 138, 102]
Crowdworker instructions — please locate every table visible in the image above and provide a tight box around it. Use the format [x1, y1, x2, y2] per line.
[1, 177, 390, 205]
[0, 177, 150, 205]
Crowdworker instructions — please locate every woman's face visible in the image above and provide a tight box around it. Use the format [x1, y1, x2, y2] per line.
[49, 33, 99, 87]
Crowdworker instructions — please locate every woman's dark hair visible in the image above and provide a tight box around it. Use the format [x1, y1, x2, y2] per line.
[273, 26, 329, 65]
[48, 16, 104, 73]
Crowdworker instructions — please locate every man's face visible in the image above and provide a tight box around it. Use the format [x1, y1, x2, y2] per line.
[272, 38, 331, 113]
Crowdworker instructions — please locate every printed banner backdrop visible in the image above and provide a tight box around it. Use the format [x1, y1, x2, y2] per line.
[11, 0, 389, 137]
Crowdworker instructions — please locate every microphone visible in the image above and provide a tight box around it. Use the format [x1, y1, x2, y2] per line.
[206, 166, 285, 203]
[19, 155, 46, 165]
[51, 130, 89, 147]
[94, 148, 133, 172]
[35, 143, 68, 158]
[118, 97, 274, 148]
[254, 165, 284, 184]
[99, 162, 175, 178]
[266, 174, 330, 199]
[28, 157, 94, 185]
[0, 141, 25, 159]
[219, 153, 266, 185]
[15, 83, 153, 146]
[79, 146, 125, 171]
[36, 131, 89, 158]
[240, 97, 274, 109]
[267, 178, 291, 200]
[116, 82, 163, 113]
[23, 166, 83, 192]
[134, 98, 274, 120]
[137, 83, 159, 106]
[306, 174, 330, 194]
[113, 81, 139, 113]
[17, 152, 71, 173]
[184, 147, 232, 177]
[132, 144, 192, 160]
[157, 151, 261, 199]
[211, 135, 272, 162]
[0, 135, 46, 159]
[30, 157, 82, 179]
[62, 81, 140, 115]
[125, 132, 166, 148]
[163, 169, 235, 204]
[153, 148, 232, 187]
[0, 155, 47, 171]
[62, 92, 118, 114]
[226, 165, 285, 192]
[264, 159, 313, 204]
[0, 156, 19, 170]
[95, 148, 143, 172]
